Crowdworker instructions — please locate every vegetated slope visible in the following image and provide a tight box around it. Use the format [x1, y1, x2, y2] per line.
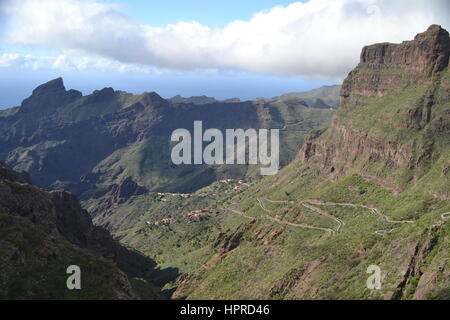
[169, 95, 218, 105]
[0, 162, 164, 299]
[0, 80, 335, 198]
[273, 85, 341, 109]
[147, 25, 448, 300]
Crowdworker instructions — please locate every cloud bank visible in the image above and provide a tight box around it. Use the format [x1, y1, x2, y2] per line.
[1, 0, 450, 80]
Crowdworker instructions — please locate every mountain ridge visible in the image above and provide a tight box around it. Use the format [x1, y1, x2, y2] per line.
[0, 79, 336, 197]
[0, 162, 165, 299]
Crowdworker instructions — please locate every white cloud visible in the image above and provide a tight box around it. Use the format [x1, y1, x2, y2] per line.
[1, 0, 450, 80]
[0, 52, 167, 73]
[0, 53, 53, 69]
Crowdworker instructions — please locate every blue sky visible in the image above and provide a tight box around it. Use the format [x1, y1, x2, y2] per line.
[1, 0, 449, 108]
[0, 0, 322, 108]
[113, 0, 303, 27]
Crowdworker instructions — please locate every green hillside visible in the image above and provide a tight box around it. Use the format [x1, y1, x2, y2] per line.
[0, 80, 335, 197]
[96, 26, 450, 300]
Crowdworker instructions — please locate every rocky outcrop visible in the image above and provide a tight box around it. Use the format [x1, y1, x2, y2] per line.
[111, 176, 148, 203]
[341, 25, 450, 108]
[20, 77, 82, 114]
[213, 219, 256, 255]
[0, 163, 160, 299]
[362, 25, 450, 73]
[387, 222, 449, 300]
[299, 117, 414, 175]
[299, 25, 450, 195]
[86, 176, 149, 225]
[269, 259, 324, 298]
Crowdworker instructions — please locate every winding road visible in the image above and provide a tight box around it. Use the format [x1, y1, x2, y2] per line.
[258, 198, 338, 235]
[259, 198, 344, 233]
[223, 196, 417, 238]
[301, 202, 345, 233]
[222, 206, 254, 220]
[306, 200, 414, 224]
[224, 200, 334, 235]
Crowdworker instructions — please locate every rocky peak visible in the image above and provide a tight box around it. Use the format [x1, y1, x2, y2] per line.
[92, 87, 115, 97]
[139, 91, 166, 106]
[20, 77, 82, 113]
[31, 77, 66, 96]
[360, 25, 450, 75]
[341, 25, 450, 108]
[300, 25, 450, 193]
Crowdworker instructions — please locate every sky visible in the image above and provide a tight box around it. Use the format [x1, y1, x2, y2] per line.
[1, 0, 450, 108]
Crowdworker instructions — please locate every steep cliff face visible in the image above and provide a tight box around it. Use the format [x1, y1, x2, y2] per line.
[341, 25, 450, 107]
[300, 25, 450, 198]
[0, 163, 160, 299]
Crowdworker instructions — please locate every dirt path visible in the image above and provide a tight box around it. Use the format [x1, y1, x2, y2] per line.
[226, 200, 334, 235]
[262, 214, 334, 235]
[222, 205, 255, 220]
[262, 198, 295, 204]
[301, 202, 345, 233]
[259, 197, 416, 236]
[258, 198, 336, 235]
[281, 121, 304, 131]
[259, 198, 344, 233]
[257, 198, 271, 212]
[359, 174, 402, 195]
[307, 200, 414, 224]
[226, 196, 415, 238]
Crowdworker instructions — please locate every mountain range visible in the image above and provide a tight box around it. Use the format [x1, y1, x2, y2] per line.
[0, 80, 335, 198]
[0, 25, 449, 300]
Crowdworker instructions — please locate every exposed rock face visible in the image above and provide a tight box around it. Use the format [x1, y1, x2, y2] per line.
[269, 259, 323, 298]
[384, 222, 448, 300]
[0, 163, 160, 299]
[341, 25, 450, 108]
[112, 176, 148, 203]
[361, 25, 450, 74]
[85, 176, 149, 224]
[299, 25, 450, 196]
[213, 219, 256, 255]
[299, 117, 414, 175]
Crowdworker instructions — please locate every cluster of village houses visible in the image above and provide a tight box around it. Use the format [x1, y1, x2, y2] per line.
[146, 179, 253, 226]
[146, 218, 173, 226]
[186, 208, 220, 221]
[153, 179, 251, 201]
[219, 179, 251, 191]
[156, 192, 191, 198]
